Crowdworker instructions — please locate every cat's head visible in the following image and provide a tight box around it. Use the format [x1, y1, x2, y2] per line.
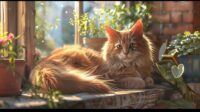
[102, 19, 153, 64]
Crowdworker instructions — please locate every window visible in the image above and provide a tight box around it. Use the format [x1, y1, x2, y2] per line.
[35, 1, 76, 56]
[1, 1, 125, 75]
[35, 1, 122, 57]
[0, 2, 25, 59]
[81, 1, 122, 37]
[83, 1, 121, 14]
[0, 2, 2, 33]
[0, 1, 7, 34]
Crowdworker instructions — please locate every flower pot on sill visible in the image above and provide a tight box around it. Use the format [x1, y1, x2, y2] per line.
[0, 59, 25, 97]
[178, 55, 200, 83]
[82, 37, 107, 51]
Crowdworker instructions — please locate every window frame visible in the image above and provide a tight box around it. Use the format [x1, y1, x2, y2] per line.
[1, 1, 35, 76]
[74, 1, 83, 45]
[2, 1, 127, 77]
[17, 1, 35, 75]
[7, 1, 82, 76]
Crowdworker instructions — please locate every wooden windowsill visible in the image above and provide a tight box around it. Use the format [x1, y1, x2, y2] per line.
[0, 85, 169, 109]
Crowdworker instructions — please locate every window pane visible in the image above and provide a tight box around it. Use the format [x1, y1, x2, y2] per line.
[83, 1, 121, 14]
[0, 1, 6, 34]
[35, 1, 75, 57]
[82, 1, 122, 37]
[0, 2, 2, 34]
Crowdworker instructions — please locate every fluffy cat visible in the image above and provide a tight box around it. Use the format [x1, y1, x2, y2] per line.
[29, 19, 155, 94]
[102, 19, 154, 89]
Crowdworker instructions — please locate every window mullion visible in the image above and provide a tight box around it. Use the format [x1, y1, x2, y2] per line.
[18, 1, 35, 76]
[74, 1, 83, 45]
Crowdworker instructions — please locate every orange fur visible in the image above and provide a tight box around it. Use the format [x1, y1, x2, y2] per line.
[102, 19, 155, 88]
[29, 19, 155, 94]
[30, 45, 112, 94]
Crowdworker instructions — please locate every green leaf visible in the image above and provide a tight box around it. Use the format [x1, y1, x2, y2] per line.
[194, 31, 200, 36]
[184, 31, 191, 36]
[156, 63, 176, 84]
[168, 49, 178, 56]
[159, 41, 168, 61]
[0, 32, 8, 37]
[7, 51, 17, 56]
[171, 64, 184, 79]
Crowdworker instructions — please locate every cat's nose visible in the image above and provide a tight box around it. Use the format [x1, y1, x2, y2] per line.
[123, 51, 129, 55]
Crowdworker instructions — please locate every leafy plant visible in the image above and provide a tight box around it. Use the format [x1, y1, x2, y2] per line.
[26, 85, 64, 109]
[98, 2, 152, 31]
[167, 31, 200, 57]
[69, 12, 101, 38]
[156, 31, 200, 108]
[69, 2, 152, 38]
[24, 70, 64, 109]
[0, 32, 21, 70]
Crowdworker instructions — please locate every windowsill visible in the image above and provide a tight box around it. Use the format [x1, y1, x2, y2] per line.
[0, 85, 170, 109]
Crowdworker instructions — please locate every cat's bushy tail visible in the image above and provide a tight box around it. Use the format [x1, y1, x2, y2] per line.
[29, 60, 112, 94]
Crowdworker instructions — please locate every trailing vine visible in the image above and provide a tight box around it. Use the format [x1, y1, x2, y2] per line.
[24, 71, 65, 109]
[157, 31, 200, 108]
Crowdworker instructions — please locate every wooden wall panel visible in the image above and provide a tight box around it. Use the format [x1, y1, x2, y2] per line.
[193, 1, 200, 31]
[18, 1, 35, 77]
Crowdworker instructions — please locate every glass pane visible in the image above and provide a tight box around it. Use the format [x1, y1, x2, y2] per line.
[82, 1, 122, 37]
[83, 1, 121, 14]
[35, 1, 75, 57]
[0, 2, 3, 34]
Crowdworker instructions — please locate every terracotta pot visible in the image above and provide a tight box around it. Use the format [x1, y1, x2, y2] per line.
[82, 38, 107, 51]
[0, 59, 25, 96]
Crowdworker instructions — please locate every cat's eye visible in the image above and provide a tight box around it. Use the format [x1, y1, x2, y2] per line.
[115, 44, 122, 49]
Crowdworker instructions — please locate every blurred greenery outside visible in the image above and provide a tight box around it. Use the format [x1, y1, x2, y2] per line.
[35, 1, 118, 56]
[35, 1, 74, 56]
[35, 1, 150, 57]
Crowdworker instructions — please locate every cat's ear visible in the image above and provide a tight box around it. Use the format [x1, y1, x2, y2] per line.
[105, 25, 119, 42]
[130, 19, 143, 38]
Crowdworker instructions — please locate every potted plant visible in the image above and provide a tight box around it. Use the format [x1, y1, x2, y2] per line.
[167, 31, 200, 83]
[69, 2, 152, 51]
[156, 31, 200, 108]
[69, 11, 106, 51]
[0, 32, 25, 96]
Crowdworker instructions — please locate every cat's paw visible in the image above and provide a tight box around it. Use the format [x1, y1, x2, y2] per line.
[118, 77, 145, 89]
[144, 77, 154, 88]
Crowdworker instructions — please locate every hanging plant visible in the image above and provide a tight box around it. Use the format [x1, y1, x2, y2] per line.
[156, 31, 200, 108]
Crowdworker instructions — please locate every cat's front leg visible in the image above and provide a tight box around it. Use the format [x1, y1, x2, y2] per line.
[117, 77, 146, 89]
